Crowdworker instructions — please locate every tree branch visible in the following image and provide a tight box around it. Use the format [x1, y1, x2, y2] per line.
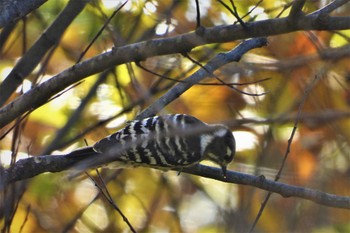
[0, 12, 350, 128]
[136, 37, 268, 120]
[0, 0, 47, 28]
[309, 0, 350, 16]
[0, 0, 90, 107]
[288, 0, 306, 19]
[1, 154, 349, 209]
[180, 165, 350, 209]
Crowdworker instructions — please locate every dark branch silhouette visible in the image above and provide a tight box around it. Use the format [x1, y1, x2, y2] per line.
[1, 9, 350, 127]
[0, 0, 47, 28]
[1, 153, 350, 209]
[0, 0, 90, 107]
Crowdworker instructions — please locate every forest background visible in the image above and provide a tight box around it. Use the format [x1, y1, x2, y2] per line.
[0, 0, 350, 232]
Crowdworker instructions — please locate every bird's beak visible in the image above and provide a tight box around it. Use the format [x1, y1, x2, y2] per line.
[221, 165, 227, 178]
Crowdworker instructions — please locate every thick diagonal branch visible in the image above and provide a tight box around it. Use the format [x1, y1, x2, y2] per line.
[0, 13, 350, 128]
[136, 37, 268, 120]
[0, 0, 89, 106]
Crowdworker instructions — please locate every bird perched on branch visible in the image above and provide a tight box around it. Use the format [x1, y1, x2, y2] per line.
[66, 114, 235, 177]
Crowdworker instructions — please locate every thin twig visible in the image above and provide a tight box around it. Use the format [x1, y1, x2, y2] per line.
[18, 205, 31, 233]
[217, 0, 247, 27]
[195, 0, 201, 28]
[241, 0, 264, 21]
[86, 170, 137, 233]
[42, 70, 110, 154]
[184, 53, 268, 97]
[136, 60, 270, 86]
[76, 1, 128, 63]
[62, 194, 100, 233]
[249, 75, 321, 233]
[1, 14, 350, 128]
[0, 0, 89, 107]
[0, 81, 83, 140]
[309, 0, 350, 16]
[136, 37, 268, 120]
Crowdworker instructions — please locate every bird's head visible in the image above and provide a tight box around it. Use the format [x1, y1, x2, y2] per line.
[201, 125, 235, 178]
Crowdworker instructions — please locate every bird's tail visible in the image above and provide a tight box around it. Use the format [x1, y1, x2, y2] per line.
[64, 146, 99, 159]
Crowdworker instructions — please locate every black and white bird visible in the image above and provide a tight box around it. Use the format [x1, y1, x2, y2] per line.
[66, 114, 235, 177]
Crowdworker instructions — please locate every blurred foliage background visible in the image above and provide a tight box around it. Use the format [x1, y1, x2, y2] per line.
[1, 0, 350, 232]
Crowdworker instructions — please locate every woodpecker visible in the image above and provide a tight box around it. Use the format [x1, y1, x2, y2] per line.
[67, 114, 235, 177]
